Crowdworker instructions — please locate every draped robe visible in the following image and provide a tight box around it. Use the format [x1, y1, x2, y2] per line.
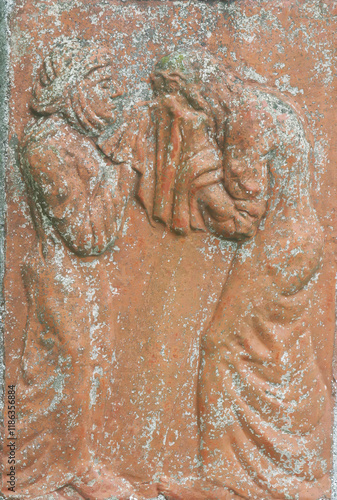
[199, 89, 331, 500]
[12, 114, 133, 496]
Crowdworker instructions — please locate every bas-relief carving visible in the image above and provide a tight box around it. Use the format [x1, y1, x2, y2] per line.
[4, 38, 331, 499]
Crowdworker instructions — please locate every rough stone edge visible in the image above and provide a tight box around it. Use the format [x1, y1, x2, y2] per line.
[333, 293, 337, 499]
[0, 1, 335, 499]
[0, 0, 11, 442]
[0, 0, 9, 495]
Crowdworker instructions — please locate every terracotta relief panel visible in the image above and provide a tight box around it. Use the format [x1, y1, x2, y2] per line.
[2, 1, 336, 499]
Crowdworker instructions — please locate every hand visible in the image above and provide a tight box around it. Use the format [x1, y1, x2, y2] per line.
[198, 182, 236, 222]
[234, 198, 268, 221]
[198, 182, 267, 241]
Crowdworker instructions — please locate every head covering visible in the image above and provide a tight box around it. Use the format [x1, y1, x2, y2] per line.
[31, 37, 112, 116]
[154, 49, 220, 84]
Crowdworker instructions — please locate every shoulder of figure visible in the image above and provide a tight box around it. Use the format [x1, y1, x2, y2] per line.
[22, 115, 98, 166]
[237, 86, 309, 155]
[252, 88, 306, 133]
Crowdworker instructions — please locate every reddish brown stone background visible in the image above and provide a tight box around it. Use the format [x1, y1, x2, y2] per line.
[3, 0, 337, 491]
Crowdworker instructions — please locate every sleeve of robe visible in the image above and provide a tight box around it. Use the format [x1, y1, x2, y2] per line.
[23, 126, 134, 256]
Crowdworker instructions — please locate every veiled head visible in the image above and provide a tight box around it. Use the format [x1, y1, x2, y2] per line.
[31, 37, 123, 135]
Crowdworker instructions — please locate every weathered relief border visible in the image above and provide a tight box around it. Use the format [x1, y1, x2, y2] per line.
[0, 0, 11, 438]
[0, 2, 336, 499]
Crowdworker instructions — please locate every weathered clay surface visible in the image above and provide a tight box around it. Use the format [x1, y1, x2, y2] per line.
[2, 1, 337, 499]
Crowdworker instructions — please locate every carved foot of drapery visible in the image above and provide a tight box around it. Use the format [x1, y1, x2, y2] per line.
[66, 466, 152, 500]
[54, 486, 84, 499]
[158, 476, 233, 500]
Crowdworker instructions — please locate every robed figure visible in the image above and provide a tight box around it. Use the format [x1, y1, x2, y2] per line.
[157, 53, 331, 500]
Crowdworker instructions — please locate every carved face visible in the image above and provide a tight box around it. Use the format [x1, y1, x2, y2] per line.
[150, 70, 187, 97]
[80, 65, 123, 123]
[150, 72, 166, 96]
